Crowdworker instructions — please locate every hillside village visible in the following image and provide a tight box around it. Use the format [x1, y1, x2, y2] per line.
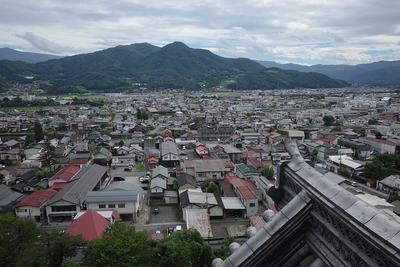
[1, 85, 400, 241]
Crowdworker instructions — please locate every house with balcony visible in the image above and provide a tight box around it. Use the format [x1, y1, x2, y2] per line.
[44, 164, 108, 223]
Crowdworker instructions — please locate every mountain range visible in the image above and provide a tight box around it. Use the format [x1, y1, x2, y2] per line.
[0, 47, 61, 64]
[3, 42, 395, 92]
[256, 60, 400, 85]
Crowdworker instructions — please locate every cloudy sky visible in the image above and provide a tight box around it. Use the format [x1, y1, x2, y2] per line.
[1, 0, 400, 66]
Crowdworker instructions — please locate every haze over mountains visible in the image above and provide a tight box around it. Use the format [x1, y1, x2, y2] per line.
[0, 42, 398, 92]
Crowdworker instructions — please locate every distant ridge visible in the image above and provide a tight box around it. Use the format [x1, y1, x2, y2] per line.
[0, 48, 62, 63]
[256, 59, 400, 85]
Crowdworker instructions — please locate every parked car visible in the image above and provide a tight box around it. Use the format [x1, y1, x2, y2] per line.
[153, 207, 159, 214]
[56, 217, 64, 223]
[124, 166, 132, 171]
[140, 176, 150, 183]
[167, 227, 174, 234]
[114, 176, 125, 181]
[0, 164, 5, 169]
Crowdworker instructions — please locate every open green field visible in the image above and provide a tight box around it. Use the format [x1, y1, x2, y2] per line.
[1, 104, 90, 112]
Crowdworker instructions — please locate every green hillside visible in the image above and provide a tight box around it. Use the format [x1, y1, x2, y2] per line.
[228, 68, 350, 90]
[0, 42, 349, 92]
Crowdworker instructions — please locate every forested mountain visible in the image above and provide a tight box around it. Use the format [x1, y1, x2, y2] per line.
[0, 48, 61, 63]
[229, 68, 349, 90]
[0, 42, 349, 92]
[256, 60, 400, 85]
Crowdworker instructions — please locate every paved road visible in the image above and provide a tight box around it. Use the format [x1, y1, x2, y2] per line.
[340, 179, 388, 199]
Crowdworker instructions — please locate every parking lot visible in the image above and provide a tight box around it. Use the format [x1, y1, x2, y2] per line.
[110, 166, 146, 187]
[150, 205, 180, 224]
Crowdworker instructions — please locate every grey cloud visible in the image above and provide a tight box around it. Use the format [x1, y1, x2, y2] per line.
[16, 32, 78, 54]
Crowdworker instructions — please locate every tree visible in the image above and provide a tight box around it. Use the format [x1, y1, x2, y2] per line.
[364, 160, 388, 180]
[40, 137, 57, 172]
[0, 213, 42, 266]
[203, 181, 220, 195]
[364, 153, 400, 180]
[25, 133, 35, 146]
[38, 230, 84, 267]
[83, 222, 151, 267]
[263, 165, 274, 180]
[375, 131, 383, 139]
[368, 119, 378, 125]
[373, 153, 400, 172]
[136, 108, 142, 119]
[322, 115, 335, 126]
[213, 236, 237, 260]
[149, 228, 213, 267]
[34, 121, 44, 142]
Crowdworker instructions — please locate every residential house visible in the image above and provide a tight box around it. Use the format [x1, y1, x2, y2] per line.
[179, 190, 223, 221]
[14, 188, 58, 222]
[48, 165, 80, 188]
[247, 157, 264, 172]
[0, 148, 24, 165]
[85, 181, 143, 221]
[0, 169, 11, 185]
[149, 177, 167, 203]
[225, 172, 259, 217]
[65, 209, 114, 241]
[195, 141, 210, 158]
[44, 164, 108, 223]
[377, 174, 400, 196]
[0, 139, 21, 150]
[221, 144, 243, 164]
[235, 163, 260, 180]
[93, 147, 112, 165]
[184, 159, 228, 182]
[152, 165, 171, 184]
[0, 184, 25, 215]
[69, 150, 93, 167]
[160, 141, 180, 167]
[177, 173, 198, 194]
[325, 155, 364, 175]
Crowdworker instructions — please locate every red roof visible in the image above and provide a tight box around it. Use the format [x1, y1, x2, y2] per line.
[50, 165, 80, 181]
[243, 179, 257, 190]
[0, 169, 10, 176]
[163, 137, 174, 142]
[51, 182, 67, 190]
[65, 209, 110, 241]
[236, 185, 257, 200]
[147, 107, 158, 113]
[70, 158, 89, 164]
[249, 215, 266, 230]
[15, 188, 58, 207]
[247, 157, 264, 169]
[225, 172, 237, 182]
